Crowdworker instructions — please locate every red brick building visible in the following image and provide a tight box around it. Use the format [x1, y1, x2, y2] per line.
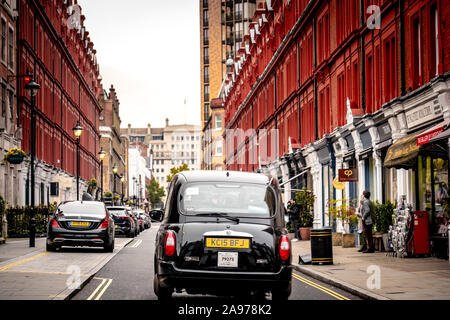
[18, 0, 102, 204]
[223, 0, 450, 231]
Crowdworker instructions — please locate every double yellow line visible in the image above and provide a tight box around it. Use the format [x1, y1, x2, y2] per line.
[87, 277, 113, 300]
[292, 273, 350, 300]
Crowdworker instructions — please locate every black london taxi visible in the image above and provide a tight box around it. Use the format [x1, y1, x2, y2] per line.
[153, 171, 292, 300]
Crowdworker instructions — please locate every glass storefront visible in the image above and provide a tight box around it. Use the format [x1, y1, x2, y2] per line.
[417, 155, 449, 233]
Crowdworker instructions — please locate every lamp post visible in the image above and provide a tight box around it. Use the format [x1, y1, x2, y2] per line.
[73, 121, 83, 200]
[132, 176, 136, 204]
[24, 72, 40, 248]
[98, 149, 106, 201]
[120, 175, 125, 203]
[112, 165, 118, 196]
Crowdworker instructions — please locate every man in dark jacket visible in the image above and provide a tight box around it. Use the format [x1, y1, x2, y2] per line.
[360, 190, 375, 253]
[287, 200, 300, 241]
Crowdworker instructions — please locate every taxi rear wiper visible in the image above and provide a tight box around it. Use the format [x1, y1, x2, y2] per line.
[195, 212, 240, 224]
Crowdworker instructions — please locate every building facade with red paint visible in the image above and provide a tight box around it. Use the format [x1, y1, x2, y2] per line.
[223, 0, 450, 232]
[17, 0, 102, 205]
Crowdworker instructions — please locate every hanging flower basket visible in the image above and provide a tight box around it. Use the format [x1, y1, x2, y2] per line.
[88, 178, 97, 189]
[3, 148, 27, 165]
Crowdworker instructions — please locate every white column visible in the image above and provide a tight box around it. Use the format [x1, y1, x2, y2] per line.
[311, 160, 322, 229]
[374, 152, 383, 202]
[397, 168, 409, 205]
[358, 159, 365, 196]
[280, 160, 291, 203]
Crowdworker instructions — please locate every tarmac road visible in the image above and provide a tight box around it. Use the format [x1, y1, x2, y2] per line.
[71, 223, 360, 301]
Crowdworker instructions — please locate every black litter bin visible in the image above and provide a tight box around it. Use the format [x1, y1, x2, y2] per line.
[310, 228, 333, 265]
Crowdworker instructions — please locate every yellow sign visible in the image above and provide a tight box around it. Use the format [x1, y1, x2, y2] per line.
[205, 238, 250, 249]
[70, 221, 90, 227]
[333, 177, 345, 190]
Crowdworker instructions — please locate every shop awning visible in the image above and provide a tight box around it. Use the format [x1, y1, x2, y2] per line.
[384, 135, 420, 169]
[417, 119, 450, 145]
[430, 127, 450, 143]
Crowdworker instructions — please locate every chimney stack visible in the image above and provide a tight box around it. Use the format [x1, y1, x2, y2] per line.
[165, 118, 169, 127]
[147, 123, 151, 134]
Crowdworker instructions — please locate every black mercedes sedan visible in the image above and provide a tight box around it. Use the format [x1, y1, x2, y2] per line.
[46, 201, 115, 252]
[153, 171, 292, 300]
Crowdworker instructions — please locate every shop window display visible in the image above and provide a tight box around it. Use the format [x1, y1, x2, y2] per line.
[418, 156, 449, 234]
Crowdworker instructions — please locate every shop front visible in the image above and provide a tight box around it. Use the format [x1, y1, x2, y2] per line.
[384, 119, 450, 258]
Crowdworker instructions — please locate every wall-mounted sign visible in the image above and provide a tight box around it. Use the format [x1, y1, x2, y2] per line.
[333, 177, 345, 190]
[338, 168, 358, 182]
[405, 100, 442, 129]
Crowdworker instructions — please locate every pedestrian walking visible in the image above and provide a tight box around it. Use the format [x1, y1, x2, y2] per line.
[287, 199, 301, 242]
[358, 190, 375, 253]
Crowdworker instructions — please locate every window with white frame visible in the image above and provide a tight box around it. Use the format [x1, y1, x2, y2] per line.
[1, 19, 6, 64]
[8, 26, 13, 69]
[215, 140, 223, 156]
[215, 114, 222, 130]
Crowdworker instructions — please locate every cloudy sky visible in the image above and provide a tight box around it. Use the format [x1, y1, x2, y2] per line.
[78, 0, 201, 128]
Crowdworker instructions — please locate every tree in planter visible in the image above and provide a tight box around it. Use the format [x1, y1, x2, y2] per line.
[295, 188, 315, 240]
[327, 198, 358, 234]
[373, 201, 395, 234]
[87, 179, 97, 196]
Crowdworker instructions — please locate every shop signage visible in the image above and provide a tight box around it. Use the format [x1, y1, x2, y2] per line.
[417, 127, 444, 146]
[338, 169, 358, 182]
[405, 100, 442, 129]
[333, 177, 345, 190]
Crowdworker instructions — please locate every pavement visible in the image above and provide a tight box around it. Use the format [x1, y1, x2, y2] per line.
[291, 239, 450, 300]
[0, 236, 133, 300]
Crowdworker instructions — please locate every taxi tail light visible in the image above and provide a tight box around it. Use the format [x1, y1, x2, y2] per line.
[165, 231, 176, 256]
[50, 218, 60, 228]
[279, 235, 290, 261]
[98, 219, 109, 229]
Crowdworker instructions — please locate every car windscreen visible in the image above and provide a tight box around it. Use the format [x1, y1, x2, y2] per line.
[179, 182, 276, 218]
[107, 209, 127, 217]
[57, 202, 105, 217]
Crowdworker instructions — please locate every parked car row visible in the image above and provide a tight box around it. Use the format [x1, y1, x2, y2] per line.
[46, 201, 151, 252]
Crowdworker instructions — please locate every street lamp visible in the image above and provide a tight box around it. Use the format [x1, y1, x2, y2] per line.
[73, 120, 83, 200]
[24, 72, 40, 248]
[98, 149, 106, 201]
[112, 165, 118, 196]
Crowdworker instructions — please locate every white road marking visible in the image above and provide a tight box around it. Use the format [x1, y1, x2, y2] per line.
[131, 239, 142, 248]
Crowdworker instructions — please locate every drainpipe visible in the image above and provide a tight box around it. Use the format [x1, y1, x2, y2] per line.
[360, 0, 366, 113]
[399, 0, 406, 96]
[313, 17, 318, 141]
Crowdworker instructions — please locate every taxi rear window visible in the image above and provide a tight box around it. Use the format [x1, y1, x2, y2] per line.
[179, 182, 276, 218]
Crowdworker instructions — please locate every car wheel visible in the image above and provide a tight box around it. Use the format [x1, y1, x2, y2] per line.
[104, 238, 114, 253]
[46, 241, 56, 252]
[271, 280, 291, 301]
[153, 275, 172, 300]
[128, 231, 135, 238]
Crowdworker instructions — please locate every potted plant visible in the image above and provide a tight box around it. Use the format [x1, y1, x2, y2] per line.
[373, 201, 394, 251]
[3, 148, 27, 165]
[327, 198, 358, 247]
[327, 199, 343, 246]
[295, 188, 315, 241]
[87, 178, 97, 196]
